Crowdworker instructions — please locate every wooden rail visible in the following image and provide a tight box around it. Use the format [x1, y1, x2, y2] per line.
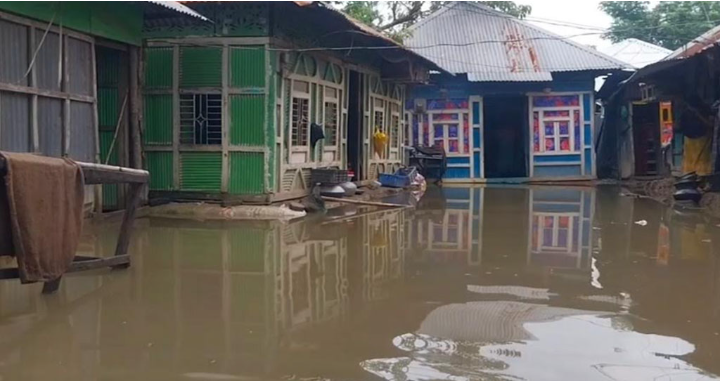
[0, 156, 149, 293]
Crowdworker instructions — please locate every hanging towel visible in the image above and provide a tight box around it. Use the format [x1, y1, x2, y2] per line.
[311, 122, 325, 149]
[0, 152, 85, 283]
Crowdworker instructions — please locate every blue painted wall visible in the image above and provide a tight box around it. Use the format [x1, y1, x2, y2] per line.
[409, 72, 597, 181]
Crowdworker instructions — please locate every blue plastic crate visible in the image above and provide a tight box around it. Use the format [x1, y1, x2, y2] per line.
[379, 173, 410, 188]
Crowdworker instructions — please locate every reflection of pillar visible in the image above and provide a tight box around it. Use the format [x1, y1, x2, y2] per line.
[596, 186, 633, 260]
[347, 214, 364, 313]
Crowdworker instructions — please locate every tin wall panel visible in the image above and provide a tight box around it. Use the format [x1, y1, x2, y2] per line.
[145, 151, 174, 190]
[68, 101, 96, 162]
[0, 92, 31, 152]
[230, 94, 265, 146]
[180, 47, 222, 88]
[229, 152, 264, 194]
[67, 38, 93, 96]
[38, 97, 63, 157]
[0, 20, 28, 86]
[229, 47, 265, 88]
[144, 47, 173, 89]
[35, 32, 61, 91]
[144, 95, 173, 145]
[180, 152, 222, 192]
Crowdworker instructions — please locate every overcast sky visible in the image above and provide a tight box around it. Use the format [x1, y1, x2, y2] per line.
[522, 0, 614, 49]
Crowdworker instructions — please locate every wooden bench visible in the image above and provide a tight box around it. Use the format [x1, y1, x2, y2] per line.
[0, 157, 149, 293]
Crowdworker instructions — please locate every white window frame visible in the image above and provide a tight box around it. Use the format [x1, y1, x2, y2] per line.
[533, 213, 576, 253]
[427, 110, 469, 156]
[290, 79, 311, 152]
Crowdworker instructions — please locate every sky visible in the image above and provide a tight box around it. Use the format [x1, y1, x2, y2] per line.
[521, 0, 614, 50]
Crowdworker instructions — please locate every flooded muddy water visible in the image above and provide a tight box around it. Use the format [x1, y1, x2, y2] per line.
[1, 186, 720, 380]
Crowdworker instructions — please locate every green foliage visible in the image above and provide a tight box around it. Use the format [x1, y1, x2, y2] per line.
[600, 1, 720, 50]
[337, 1, 531, 35]
[340, 1, 382, 26]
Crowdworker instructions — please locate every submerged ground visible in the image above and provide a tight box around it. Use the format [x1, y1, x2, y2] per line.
[1, 185, 719, 381]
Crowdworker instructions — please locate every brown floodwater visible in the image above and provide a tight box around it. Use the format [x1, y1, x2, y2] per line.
[1, 185, 720, 381]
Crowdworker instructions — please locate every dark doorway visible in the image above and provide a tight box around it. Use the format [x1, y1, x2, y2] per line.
[347, 71, 363, 180]
[483, 96, 528, 178]
[632, 102, 661, 176]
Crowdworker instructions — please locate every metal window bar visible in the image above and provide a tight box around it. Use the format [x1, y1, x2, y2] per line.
[391, 114, 400, 148]
[292, 97, 309, 146]
[324, 101, 338, 146]
[179, 93, 222, 145]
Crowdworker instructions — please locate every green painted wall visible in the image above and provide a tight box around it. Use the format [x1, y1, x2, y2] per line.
[146, 152, 173, 191]
[144, 95, 173, 145]
[230, 95, 265, 146]
[229, 152, 264, 195]
[0, 1, 143, 45]
[145, 48, 173, 89]
[180, 47, 222, 88]
[230, 47, 265, 89]
[181, 152, 222, 192]
[97, 47, 121, 210]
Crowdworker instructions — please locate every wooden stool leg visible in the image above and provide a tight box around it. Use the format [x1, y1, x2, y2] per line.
[42, 277, 62, 294]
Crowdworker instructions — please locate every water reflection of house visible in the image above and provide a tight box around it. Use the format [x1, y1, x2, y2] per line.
[528, 188, 594, 270]
[408, 186, 594, 273]
[410, 187, 482, 266]
[361, 210, 406, 302]
[0, 209, 408, 378]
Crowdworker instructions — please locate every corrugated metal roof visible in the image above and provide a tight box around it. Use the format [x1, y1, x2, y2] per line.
[145, 1, 209, 21]
[299, 2, 446, 73]
[599, 38, 671, 69]
[666, 24, 720, 60]
[405, 2, 629, 82]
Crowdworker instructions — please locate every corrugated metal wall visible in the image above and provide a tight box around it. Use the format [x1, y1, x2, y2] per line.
[230, 94, 265, 145]
[68, 102, 96, 162]
[67, 38, 93, 96]
[145, 47, 173, 88]
[146, 152, 173, 190]
[97, 47, 122, 210]
[230, 47, 265, 88]
[35, 32, 60, 91]
[0, 93, 31, 152]
[229, 152, 264, 194]
[0, 20, 28, 85]
[180, 152, 222, 191]
[144, 95, 173, 145]
[180, 47, 222, 88]
[37, 97, 62, 156]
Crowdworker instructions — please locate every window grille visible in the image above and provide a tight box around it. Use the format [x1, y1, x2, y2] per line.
[292, 97, 309, 146]
[324, 101, 338, 146]
[179, 93, 222, 145]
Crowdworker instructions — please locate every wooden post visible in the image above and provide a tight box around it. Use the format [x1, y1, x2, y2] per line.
[91, 39, 103, 214]
[129, 46, 142, 170]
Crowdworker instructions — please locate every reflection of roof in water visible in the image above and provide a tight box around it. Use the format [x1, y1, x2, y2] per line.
[467, 285, 556, 300]
[418, 301, 602, 342]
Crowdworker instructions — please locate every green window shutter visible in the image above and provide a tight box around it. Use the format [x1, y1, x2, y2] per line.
[145, 47, 173, 89]
[180, 152, 222, 192]
[180, 47, 222, 88]
[229, 152, 264, 194]
[143, 95, 173, 145]
[146, 152, 174, 191]
[230, 94, 265, 146]
[230, 47, 265, 88]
